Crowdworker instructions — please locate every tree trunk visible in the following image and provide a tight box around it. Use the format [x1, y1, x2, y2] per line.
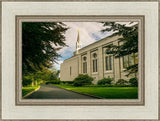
[35, 80, 37, 86]
[32, 81, 34, 87]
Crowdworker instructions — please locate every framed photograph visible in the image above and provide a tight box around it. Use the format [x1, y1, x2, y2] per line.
[16, 15, 144, 106]
[1, 0, 159, 120]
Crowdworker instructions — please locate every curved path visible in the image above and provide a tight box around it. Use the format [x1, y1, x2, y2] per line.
[25, 84, 97, 99]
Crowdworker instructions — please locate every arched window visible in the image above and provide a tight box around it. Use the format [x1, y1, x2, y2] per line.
[83, 56, 87, 61]
[70, 66, 72, 76]
[83, 56, 87, 73]
[123, 53, 138, 68]
[105, 50, 112, 71]
[105, 55, 112, 71]
[92, 53, 98, 72]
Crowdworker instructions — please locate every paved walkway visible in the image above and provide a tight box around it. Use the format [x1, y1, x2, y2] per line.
[25, 84, 97, 99]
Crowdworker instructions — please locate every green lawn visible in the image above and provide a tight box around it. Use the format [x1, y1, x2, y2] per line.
[22, 86, 40, 97]
[54, 85, 138, 99]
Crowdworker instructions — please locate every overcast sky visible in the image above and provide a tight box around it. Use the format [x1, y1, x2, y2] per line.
[53, 22, 137, 70]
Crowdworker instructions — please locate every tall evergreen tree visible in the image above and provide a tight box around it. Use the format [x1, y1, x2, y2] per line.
[102, 22, 138, 76]
[22, 22, 68, 73]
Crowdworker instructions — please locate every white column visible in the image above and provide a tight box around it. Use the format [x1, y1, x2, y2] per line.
[113, 41, 121, 82]
[87, 51, 91, 76]
[78, 54, 82, 74]
[98, 46, 103, 80]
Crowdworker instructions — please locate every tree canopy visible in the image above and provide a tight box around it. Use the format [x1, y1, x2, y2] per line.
[102, 22, 138, 76]
[22, 22, 68, 73]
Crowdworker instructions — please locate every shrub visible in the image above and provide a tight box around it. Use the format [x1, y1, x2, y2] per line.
[97, 78, 113, 85]
[45, 80, 60, 84]
[112, 84, 131, 87]
[22, 76, 33, 87]
[36, 79, 43, 84]
[50, 74, 57, 81]
[116, 79, 128, 85]
[61, 81, 74, 85]
[73, 74, 93, 87]
[129, 77, 138, 87]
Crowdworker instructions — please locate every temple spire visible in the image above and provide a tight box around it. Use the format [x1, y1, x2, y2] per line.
[76, 30, 82, 55]
[77, 29, 80, 42]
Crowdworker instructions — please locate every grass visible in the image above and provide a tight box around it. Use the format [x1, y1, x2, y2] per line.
[53, 85, 138, 99]
[22, 85, 40, 97]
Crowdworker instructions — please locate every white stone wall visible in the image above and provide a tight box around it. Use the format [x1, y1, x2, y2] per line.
[60, 56, 79, 81]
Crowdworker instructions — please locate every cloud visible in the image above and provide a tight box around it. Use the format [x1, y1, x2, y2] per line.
[54, 60, 63, 70]
[55, 22, 113, 70]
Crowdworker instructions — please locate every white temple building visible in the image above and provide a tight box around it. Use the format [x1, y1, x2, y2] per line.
[60, 31, 137, 84]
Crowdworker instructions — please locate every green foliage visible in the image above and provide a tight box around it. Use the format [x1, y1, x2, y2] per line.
[102, 22, 138, 57]
[36, 79, 43, 85]
[45, 80, 60, 85]
[116, 79, 129, 85]
[50, 73, 57, 80]
[112, 84, 131, 87]
[97, 78, 113, 85]
[73, 74, 93, 87]
[129, 77, 138, 87]
[101, 22, 138, 76]
[22, 22, 68, 73]
[61, 81, 74, 85]
[22, 68, 59, 86]
[35, 69, 59, 82]
[22, 76, 33, 87]
[22, 86, 39, 97]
